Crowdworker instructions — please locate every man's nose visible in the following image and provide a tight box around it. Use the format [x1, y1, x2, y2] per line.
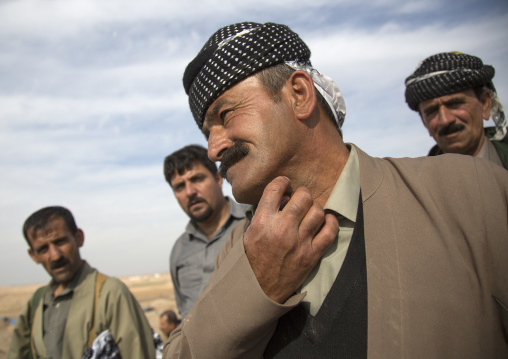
[208, 128, 232, 162]
[48, 245, 61, 261]
[437, 105, 455, 126]
[185, 182, 197, 196]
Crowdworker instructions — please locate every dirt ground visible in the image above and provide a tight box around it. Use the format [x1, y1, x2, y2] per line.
[0, 273, 176, 359]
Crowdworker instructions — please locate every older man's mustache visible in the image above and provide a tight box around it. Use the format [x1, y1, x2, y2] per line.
[219, 141, 249, 180]
[50, 257, 68, 270]
[438, 122, 465, 137]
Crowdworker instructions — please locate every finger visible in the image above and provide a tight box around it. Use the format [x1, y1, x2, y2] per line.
[256, 176, 292, 215]
[298, 201, 326, 239]
[281, 186, 314, 223]
[310, 213, 339, 256]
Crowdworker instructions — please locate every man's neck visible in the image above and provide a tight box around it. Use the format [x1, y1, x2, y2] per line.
[471, 133, 487, 157]
[296, 143, 350, 208]
[196, 198, 230, 240]
[289, 111, 351, 207]
[52, 260, 84, 297]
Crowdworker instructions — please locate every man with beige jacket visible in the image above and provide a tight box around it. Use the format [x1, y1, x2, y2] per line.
[164, 22, 508, 358]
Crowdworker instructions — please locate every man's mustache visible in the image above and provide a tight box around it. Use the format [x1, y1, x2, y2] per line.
[50, 257, 68, 270]
[438, 122, 465, 136]
[187, 195, 205, 210]
[219, 141, 249, 180]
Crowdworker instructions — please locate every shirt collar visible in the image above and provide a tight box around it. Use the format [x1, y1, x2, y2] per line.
[246, 146, 360, 223]
[324, 144, 360, 222]
[477, 135, 503, 167]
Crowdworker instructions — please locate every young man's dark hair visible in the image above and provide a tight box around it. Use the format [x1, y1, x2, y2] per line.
[22, 206, 78, 248]
[163, 144, 217, 186]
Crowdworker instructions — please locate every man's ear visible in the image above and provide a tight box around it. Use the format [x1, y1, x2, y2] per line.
[75, 229, 85, 248]
[480, 90, 492, 121]
[28, 248, 40, 264]
[288, 70, 317, 121]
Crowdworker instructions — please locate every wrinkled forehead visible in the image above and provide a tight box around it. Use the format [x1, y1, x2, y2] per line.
[171, 161, 214, 182]
[182, 21, 311, 130]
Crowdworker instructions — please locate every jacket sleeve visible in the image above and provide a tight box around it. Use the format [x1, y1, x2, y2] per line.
[163, 220, 305, 359]
[97, 278, 156, 359]
[7, 299, 33, 359]
[170, 237, 185, 318]
[478, 160, 508, 340]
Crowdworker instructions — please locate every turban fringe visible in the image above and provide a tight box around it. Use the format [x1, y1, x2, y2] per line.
[404, 52, 505, 139]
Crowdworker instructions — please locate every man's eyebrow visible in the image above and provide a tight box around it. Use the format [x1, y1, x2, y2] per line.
[443, 97, 467, 106]
[171, 178, 184, 187]
[52, 236, 68, 243]
[34, 243, 48, 252]
[422, 96, 467, 115]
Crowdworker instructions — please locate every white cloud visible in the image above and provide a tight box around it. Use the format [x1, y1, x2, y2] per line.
[0, 0, 444, 38]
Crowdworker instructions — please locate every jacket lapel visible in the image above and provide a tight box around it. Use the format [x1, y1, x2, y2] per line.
[32, 289, 47, 358]
[61, 262, 97, 358]
[354, 145, 403, 358]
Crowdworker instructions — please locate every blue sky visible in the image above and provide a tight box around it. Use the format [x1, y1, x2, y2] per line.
[1, 0, 507, 286]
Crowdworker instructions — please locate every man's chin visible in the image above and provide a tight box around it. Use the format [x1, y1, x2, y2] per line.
[438, 134, 464, 151]
[232, 182, 263, 206]
[51, 271, 73, 284]
[189, 207, 213, 222]
[439, 141, 466, 154]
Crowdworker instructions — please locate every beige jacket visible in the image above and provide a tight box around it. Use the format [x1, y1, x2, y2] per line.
[164, 145, 508, 359]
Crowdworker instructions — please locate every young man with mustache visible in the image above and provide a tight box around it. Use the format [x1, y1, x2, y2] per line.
[162, 22, 508, 358]
[163, 145, 247, 319]
[405, 52, 508, 168]
[8, 206, 155, 359]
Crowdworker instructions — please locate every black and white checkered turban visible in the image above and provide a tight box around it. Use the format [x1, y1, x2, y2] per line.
[183, 22, 312, 130]
[404, 52, 495, 111]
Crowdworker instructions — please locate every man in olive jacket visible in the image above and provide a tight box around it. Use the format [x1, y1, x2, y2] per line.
[8, 206, 155, 359]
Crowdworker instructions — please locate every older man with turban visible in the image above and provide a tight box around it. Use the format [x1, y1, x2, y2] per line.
[163, 22, 508, 359]
[405, 52, 508, 168]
